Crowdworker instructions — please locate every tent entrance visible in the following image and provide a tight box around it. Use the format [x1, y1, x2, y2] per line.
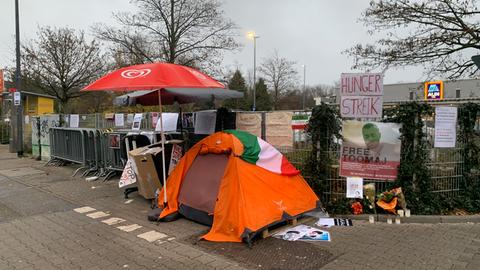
[177, 153, 229, 226]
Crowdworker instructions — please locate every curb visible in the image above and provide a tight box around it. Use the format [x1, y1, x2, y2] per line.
[332, 214, 480, 224]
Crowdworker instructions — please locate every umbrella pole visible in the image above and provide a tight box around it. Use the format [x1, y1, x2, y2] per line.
[158, 90, 168, 205]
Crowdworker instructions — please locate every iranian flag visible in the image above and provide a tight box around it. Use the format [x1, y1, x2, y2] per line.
[225, 130, 299, 176]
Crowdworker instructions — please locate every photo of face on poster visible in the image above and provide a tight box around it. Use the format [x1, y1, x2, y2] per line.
[182, 113, 194, 129]
[109, 134, 121, 149]
[340, 120, 402, 180]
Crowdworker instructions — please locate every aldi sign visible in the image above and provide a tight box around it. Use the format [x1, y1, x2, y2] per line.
[424, 81, 443, 100]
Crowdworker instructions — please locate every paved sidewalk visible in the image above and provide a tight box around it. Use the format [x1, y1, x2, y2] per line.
[1, 144, 480, 270]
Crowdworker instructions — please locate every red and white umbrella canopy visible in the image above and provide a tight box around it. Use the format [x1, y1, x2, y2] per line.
[83, 62, 225, 91]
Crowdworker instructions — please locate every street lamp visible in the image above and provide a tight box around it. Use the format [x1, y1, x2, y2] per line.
[302, 64, 306, 110]
[247, 31, 259, 111]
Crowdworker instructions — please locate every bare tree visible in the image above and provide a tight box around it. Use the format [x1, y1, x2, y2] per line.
[22, 27, 106, 112]
[93, 0, 239, 73]
[346, 0, 480, 79]
[259, 51, 298, 109]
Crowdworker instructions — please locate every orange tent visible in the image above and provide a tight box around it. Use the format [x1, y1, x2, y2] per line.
[158, 130, 320, 243]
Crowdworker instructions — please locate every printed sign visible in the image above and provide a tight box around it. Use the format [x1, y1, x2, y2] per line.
[114, 114, 124, 127]
[13, 92, 21, 106]
[69, 114, 79, 128]
[340, 120, 402, 180]
[434, 106, 457, 148]
[168, 144, 183, 175]
[340, 73, 383, 118]
[132, 113, 143, 130]
[346, 177, 363, 198]
[424, 81, 443, 100]
[119, 160, 137, 188]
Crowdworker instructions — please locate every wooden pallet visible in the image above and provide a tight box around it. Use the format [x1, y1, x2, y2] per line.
[261, 216, 315, 239]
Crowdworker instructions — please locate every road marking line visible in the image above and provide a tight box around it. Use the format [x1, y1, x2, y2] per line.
[86, 211, 110, 219]
[102, 217, 126, 225]
[137, 231, 168, 242]
[117, 224, 143, 232]
[73, 206, 96, 213]
[124, 199, 133, 204]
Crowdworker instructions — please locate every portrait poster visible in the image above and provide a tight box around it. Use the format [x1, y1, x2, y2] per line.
[273, 224, 331, 242]
[109, 134, 121, 149]
[340, 120, 401, 180]
[132, 113, 143, 130]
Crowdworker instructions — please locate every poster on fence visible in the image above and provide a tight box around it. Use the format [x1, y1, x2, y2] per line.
[346, 177, 363, 198]
[69, 114, 79, 128]
[155, 113, 179, 132]
[115, 114, 124, 127]
[340, 120, 401, 180]
[434, 106, 457, 148]
[194, 110, 216, 134]
[132, 113, 143, 130]
[266, 111, 293, 147]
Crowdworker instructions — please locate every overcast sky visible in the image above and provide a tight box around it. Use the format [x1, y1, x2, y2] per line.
[0, 0, 426, 86]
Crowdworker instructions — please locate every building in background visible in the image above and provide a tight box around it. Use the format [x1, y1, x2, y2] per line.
[334, 78, 480, 104]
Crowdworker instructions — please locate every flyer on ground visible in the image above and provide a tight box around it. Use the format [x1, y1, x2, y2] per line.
[340, 120, 402, 180]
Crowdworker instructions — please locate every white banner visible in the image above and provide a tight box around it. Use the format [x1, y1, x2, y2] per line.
[434, 107, 457, 148]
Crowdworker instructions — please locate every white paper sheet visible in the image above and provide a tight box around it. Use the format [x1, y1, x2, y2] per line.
[434, 106, 457, 148]
[194, 111, 216, 134]
[69, 114, 79, 128]
[346, 177, 363, 198]
[115, 114, 125, 127]
[155, 113, 179, 132]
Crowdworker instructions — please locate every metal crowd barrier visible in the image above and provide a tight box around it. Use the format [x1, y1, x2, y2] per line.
[48, 127, 103, 177]
[48, 127, 150, 181]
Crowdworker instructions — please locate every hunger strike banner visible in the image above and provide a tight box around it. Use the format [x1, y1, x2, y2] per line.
[340, 120, 401, 180]
[340, 73, 383, 118]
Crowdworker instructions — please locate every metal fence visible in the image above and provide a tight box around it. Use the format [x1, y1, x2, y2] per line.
[279, 105, 479, 206]
[0, 121, 9, 144]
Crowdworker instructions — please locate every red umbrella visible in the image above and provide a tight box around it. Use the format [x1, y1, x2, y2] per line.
[82, 62, 240, 205]
[83, 62, 225, 91]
